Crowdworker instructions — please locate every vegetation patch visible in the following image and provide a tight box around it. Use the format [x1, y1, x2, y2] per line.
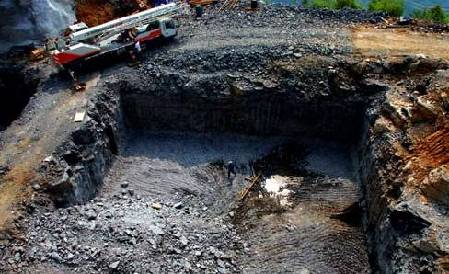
[367, 0, 405, 17]
[412, 5, 449, 24]
[302, 0, 361, 9]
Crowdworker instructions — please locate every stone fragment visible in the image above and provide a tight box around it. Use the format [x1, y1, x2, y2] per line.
[150, 225, 165, 235]
[421, 166, 449, 205]
[85, 211, 97, 221]
[32, 183, 41, 191]
[180, 236, 189, 246]
[151, 202, 162, 210]
[49, 252, 63, 263]
[109, 261, 120, 269]
[174, 202, 183, 209]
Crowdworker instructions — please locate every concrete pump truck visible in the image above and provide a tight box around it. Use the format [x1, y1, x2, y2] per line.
[46, 3, 181, 69]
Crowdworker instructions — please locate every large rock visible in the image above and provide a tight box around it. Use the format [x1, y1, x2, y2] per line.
[421, 165, 449, 205]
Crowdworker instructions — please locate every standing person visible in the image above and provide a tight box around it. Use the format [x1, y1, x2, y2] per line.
[68, 69, 85, 91]
[134, 40, 142, 60]
[227, 161, 236, 179]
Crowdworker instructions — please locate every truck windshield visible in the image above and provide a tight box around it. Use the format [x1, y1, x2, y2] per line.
[146, 21, 160, 31]
[166, 20, 176, 29]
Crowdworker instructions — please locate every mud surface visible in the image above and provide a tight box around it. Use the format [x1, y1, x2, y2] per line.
[237, 142, 370, 273]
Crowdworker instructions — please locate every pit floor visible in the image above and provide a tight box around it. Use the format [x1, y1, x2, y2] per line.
[104, 131, 371, 273]
[10, 131, 370, 273]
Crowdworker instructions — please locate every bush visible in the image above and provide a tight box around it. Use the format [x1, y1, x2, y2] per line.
[302, 0, 360, 9]
[336, 0, 361, 9]
[302, 0, 336, 9]
[368, 0, 405, 17]
[412, 5, 449, 24]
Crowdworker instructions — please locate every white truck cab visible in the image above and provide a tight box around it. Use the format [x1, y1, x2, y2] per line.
[159, 18, 177, 38]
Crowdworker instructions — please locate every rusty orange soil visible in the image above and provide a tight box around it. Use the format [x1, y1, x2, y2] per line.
[75, 0, 150, 27]
[0, 74, 100, 233]
[76, 0, 115, 26]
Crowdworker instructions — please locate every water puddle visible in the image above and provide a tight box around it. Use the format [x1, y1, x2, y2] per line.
[262, 175, 292, 206]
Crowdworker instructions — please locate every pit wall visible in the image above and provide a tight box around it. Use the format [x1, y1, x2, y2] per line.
[357, 114, 393, 271]
[358, 106, 438, 273]
[121, 92, 367, 143]
[41, 88, 123, 207]
[0, 63, 41, 129]
[43, 84, 368, 206]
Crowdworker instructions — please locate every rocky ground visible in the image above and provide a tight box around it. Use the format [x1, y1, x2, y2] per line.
[0, 3, 449, 274]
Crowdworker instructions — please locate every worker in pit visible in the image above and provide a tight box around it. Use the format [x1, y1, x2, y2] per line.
[68, 69, 78, 86]
[227, 161, 237, 179]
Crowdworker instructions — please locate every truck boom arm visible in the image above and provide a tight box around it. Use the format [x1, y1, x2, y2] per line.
[70, 3, 179, 43]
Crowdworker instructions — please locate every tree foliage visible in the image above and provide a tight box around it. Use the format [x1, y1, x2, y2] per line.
[302, 0, 360, 9]
[368, 0, 405, 17]
[412, 5, 449, 24]
[336, 0, 361, 9]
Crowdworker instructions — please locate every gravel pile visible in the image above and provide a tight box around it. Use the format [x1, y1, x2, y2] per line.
[0, 194, 243, 273]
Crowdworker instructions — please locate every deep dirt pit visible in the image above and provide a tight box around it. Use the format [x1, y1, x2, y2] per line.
[117, 86, 370, 270]
[0, 79, 375, 272]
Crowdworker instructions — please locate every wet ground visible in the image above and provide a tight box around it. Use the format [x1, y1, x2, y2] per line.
[238, 142, 370, 273]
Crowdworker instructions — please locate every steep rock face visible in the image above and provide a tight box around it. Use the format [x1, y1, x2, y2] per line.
[359, 61, 449, 273]
[0, 0, 75, 52]
[41, 85, 123, 206]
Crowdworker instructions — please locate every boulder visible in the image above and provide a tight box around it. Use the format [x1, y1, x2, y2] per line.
[420, 165, 449, 205]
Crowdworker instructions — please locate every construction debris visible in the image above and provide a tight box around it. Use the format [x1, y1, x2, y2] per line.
[151, 202, 162, 210]
[189, 0, 217, 7]
[29, 49, 45, 61]
[239, 175, 261, 200]
[218, 0, 240, 12]
[74, 111, 86, 122]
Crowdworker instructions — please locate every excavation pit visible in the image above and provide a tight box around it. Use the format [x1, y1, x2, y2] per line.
[106, 130, 371, 273]
[30, 76, 376, 272]
[98, 86, 372, 272]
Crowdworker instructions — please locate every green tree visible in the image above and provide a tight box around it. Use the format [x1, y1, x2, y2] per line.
[412, 5, 449, 24]
[336, 0, 361, 9]
[302, 0, 336, 9]
[368, 0, 405, 17]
